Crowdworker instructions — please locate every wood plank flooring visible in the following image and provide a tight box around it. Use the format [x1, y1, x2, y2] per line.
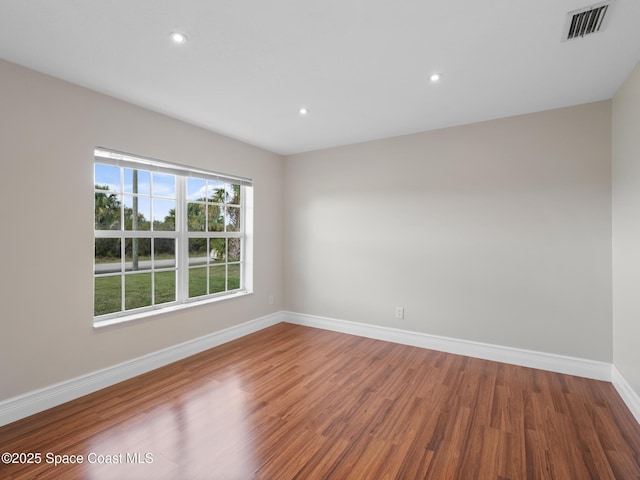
[1, 323, 639, 479]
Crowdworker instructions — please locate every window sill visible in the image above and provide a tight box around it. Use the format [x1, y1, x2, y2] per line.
[93, 290, 253, 329]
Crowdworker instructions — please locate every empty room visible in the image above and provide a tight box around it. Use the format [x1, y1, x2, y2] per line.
[1, 1, 640, 479]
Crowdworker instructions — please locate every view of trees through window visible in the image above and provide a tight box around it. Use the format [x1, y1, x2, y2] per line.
[94, 157, 245, 320]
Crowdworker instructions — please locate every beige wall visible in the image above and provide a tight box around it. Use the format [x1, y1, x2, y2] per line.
[284, 101, 613, 361]
[612, 61, 640, 397]
[0, 59, 284, 401]
[0, 55, 621, 405]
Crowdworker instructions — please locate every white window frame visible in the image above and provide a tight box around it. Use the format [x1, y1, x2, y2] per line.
[93, 148, 253, 328]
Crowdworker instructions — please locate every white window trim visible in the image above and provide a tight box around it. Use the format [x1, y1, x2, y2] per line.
[93, 148, 254, 328]
[93, 290, 253, 329]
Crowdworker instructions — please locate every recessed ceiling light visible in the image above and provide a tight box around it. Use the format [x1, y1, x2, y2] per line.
[429, 72, 443, 83]
[299, 107, 309, 115]
[169, 32, 187, 44]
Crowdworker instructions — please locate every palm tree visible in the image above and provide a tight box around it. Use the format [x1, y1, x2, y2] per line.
[187, 202, 206, 231]
[94, 185, 120, 230]
[210, 184, 240, 231]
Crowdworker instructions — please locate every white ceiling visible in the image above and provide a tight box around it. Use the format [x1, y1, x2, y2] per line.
[1, 1, 639, 155]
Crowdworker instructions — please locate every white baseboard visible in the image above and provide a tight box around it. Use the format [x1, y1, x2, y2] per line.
[3, 310, 638, 429]
[283, 311, 612, 381]
[611, 366, 640, 424]
[285, 311, 640, 426]
[0, 312, 283, 427]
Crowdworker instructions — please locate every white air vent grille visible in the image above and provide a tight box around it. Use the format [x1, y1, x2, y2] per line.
[563, 1, 614, 40]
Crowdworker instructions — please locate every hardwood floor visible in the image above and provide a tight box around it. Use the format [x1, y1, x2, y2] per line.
[1, 323, 639, 479]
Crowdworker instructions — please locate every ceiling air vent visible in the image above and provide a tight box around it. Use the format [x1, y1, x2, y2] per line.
[563, 1, 614, 40]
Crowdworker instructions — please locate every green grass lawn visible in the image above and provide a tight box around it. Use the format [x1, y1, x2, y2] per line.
[94, 265, 240, 316]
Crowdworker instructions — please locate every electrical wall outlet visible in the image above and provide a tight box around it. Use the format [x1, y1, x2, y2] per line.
[268, 295, 274, 305]
[395, 306, 404, 319]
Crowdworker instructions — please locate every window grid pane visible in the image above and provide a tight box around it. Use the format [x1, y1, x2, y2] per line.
[94, 153, 249, 322]
[125, 272, 152, 310]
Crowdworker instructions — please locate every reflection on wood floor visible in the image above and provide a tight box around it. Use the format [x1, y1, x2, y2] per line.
[1, 322, 639, 479]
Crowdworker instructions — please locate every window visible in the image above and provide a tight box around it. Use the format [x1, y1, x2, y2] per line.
[93, 148, 253, 326]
